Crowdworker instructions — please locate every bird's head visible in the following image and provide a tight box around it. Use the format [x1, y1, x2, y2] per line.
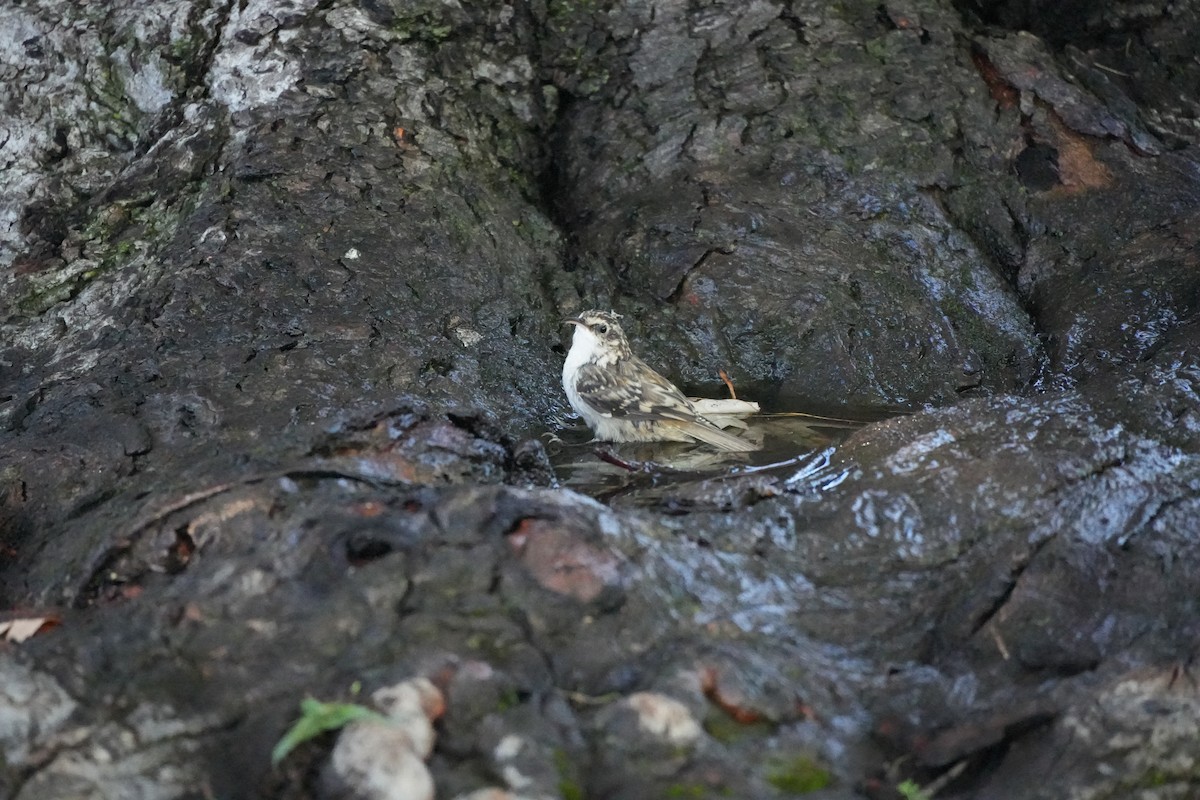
[563, 309, 632, 361]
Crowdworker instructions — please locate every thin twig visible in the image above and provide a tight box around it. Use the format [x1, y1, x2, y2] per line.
[924, 759, 970, 797]
[754, 411, 869, 427]
[594, 448, 650, 472]
[1093, 62, 1130, 77]
[127, 481, 243, 536]
[718, 369, 738, 399]
[989, 624, 1011, 661]
[563, 689, 619, 706]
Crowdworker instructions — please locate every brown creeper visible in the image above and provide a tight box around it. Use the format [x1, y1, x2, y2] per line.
[561, 310, 757, 451]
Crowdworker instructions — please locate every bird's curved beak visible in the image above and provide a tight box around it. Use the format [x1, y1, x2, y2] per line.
[562, 317, 585, 328]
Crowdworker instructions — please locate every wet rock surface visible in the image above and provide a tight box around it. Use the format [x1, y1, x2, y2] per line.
[2, 1, 1200, 799]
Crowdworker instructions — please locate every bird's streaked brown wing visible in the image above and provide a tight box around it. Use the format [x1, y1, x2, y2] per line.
[574, 358, 693, 421]
[575, 359, 758, 452]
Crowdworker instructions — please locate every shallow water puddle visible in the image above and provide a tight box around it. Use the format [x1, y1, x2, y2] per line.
[546, 407, 897, 509]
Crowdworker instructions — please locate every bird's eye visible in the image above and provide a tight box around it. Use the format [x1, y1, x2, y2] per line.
[595, 323, 608, 334]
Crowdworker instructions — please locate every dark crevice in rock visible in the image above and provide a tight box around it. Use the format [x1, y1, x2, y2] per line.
[913, 706, 1059, 795]
[665, 247, 723, 305]
[533, 88, 586, 280]
[66, 488, 123, 522]
[969, 573, 1020, 639]
[74, 539, 137, 610]
[163, 526, 196, 574]
[342, 532, 393, 564]
[954, 0, 1162, 49]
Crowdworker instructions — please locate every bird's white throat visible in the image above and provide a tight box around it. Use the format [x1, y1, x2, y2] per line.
[562, 324, 603, 424]
[563, 324, 601, 379]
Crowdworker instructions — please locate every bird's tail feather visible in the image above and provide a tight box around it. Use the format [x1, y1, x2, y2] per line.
[673, 420, 760, 452]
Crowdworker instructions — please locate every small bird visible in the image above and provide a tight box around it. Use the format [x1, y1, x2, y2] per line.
[561, 310, 757, 451]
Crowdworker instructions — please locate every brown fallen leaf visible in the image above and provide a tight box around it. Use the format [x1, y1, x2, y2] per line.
[506, 518, 622, 603]
[699, 666, 765, 724]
